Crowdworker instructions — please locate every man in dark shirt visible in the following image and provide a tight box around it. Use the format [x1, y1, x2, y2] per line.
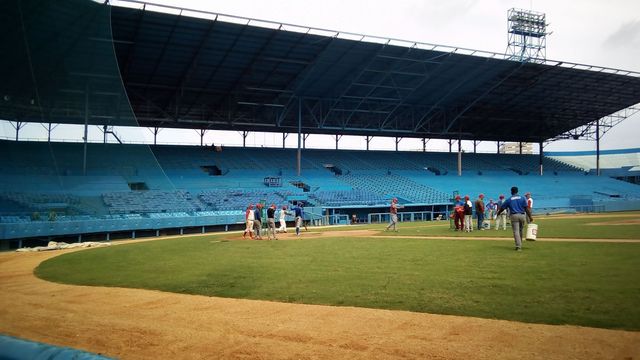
[475, 194, 485, 230]
[266, 204, 277, 240]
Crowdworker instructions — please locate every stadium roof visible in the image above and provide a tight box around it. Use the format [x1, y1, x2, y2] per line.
[2, 0, 640, 143]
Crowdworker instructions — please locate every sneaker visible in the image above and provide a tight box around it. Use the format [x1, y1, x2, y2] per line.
[515, 247, 522, 251]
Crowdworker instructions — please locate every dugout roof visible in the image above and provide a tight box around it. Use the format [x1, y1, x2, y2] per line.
[2, 0, 640, 142]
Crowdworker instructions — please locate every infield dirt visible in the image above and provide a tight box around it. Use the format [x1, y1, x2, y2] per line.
[1, 235, 639, 359]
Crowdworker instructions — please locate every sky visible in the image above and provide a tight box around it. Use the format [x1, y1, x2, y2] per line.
[3, 0, 639, 152]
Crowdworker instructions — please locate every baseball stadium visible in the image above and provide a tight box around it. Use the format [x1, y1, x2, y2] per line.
[1, 0, 639, 359]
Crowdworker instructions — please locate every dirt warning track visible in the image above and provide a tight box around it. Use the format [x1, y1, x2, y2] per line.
[0, 238, 639, 359]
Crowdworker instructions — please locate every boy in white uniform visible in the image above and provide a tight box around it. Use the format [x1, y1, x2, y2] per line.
[277, 205, 289, 233]
[243, 204, 255, 239]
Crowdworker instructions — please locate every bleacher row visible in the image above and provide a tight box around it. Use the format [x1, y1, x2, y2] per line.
[1, 140, 640, 224]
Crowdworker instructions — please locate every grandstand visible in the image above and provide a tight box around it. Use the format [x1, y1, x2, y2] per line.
[3, 138, 640, 244]
[1, 0, 640, 246]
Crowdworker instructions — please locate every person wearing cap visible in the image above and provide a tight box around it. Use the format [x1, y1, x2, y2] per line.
[253, 203, 264, 240]
[475, 194, 486, 230]
[463, 195, 473, 232]
[266, 204, 278, 240]
[243, 204, 255, 239]
[453, 195, 465, 231]
[385, 197, 402, 232]
[496, 186, 534, 251]
[495, 194, 508, 230]
[525, 192, 534, 211]
[278, 205, 289, 233]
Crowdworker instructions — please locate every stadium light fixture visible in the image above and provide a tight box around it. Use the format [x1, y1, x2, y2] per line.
[506, 8, 549, 63]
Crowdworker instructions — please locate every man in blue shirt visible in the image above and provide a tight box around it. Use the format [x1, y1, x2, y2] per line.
[496, 186, 533, 251]
[292, 202, 304, 236]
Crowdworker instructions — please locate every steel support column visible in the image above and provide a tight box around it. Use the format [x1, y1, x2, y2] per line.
[11, 121, 26, 141]
[83, 84, 89, 176]
[242, 131, 249, 147]
[596, 120, 600, 176]
[457, 140, 462, 176]
[539, 142, 544, 176]
[303, 133, 310, 149]
[297, 97, 302, 177]
[197, 129, 206, 146]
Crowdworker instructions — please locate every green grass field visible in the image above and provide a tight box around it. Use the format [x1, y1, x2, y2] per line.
[36, 213, 640, 330]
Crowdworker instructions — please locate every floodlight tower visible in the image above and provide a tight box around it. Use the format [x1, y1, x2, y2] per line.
[507, 8, 549, 62]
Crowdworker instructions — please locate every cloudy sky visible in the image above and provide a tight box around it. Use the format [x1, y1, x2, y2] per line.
[4, 0, 639, 151]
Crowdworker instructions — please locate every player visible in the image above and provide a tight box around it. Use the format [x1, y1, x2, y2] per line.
[266, 204, 278, 240]
[242, 204, 254, 239]
[385, 198, 403, 232]
[277, 205, 289, 233]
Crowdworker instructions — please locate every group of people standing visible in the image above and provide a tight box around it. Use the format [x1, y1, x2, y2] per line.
[452, 188, 534, 250]
[452, 191, 533, 233]
[242, 202, 306, 240]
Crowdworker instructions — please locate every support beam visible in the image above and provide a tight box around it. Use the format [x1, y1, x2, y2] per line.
[422, 138, 427, 152]
[539, 142, 544, 176]
[335, 134, 342, 150]
[148, 126, 162, 145]
[83, 84, 89, 176]
[303, 133, 310, 149]
[457, 149, 462, 177]
[519, 142, 523, 155]
[40, 122, 58, 142]
[473, 140, 477, 153]
[497, 141, 501, 154]
[448, 139, 453, 153]
[242, 131, 249, 147]
[297, 97, 302, 177]
[197, 129, 207, 146]
[395, 137, 402, 151]
[366, 136, 373, 151]
[282, 132, 288, 148]
[596, 120, 600, 176]
[11, 121, 26, 141]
